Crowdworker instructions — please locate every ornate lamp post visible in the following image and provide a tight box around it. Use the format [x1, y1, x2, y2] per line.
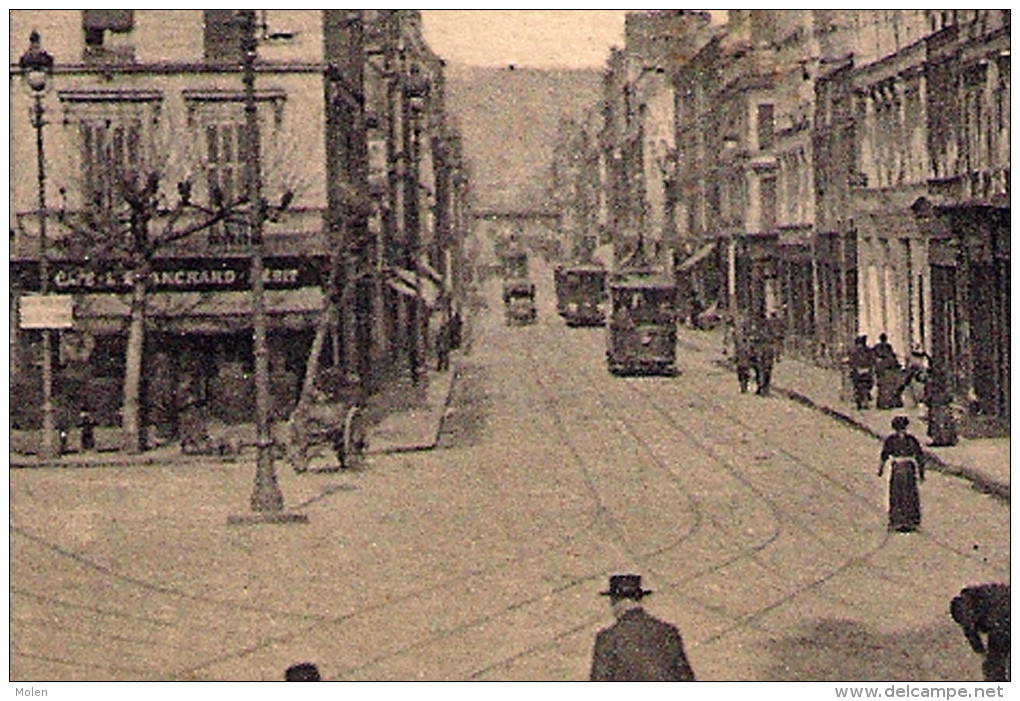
[19, 31, 58, 459]
[228, 10, 306, 525]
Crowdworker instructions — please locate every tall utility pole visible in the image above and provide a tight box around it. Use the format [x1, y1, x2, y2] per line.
[229, 10, 305, 524]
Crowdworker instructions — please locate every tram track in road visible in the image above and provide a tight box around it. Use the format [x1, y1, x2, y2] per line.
[603, 344, 1007, 648]
[455, 322, 794, 678]
[542, 323, 904, 647]
[10, 279, 616, 681]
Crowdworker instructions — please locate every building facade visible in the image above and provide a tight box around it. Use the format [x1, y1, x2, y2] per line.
[10, 10, 468, 444]
[567, 10, 1009, 430]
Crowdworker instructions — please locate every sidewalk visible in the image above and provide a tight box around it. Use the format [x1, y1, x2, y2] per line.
[364, 359, 458, 455]
[677, 325, 1010, 501]
[10, 357, 461, 469]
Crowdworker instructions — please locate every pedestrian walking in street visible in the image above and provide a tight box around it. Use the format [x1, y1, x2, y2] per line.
[751, 327, 776, 396]
[849, 335, 876, 410]
[878, 416, 925, 532]
[951, 583, 1011, 681]
[733, 316, 753, 393]
[590, 574, 696, 681]
[285, 662, 321, 680]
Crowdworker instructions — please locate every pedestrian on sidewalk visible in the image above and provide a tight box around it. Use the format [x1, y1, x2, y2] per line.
[951, 583, 1011, 682]
[905, 345, 931, 409]
[590, 574, 696, 681]
[436, 318, 451, 372]
[878, 416, 925, 533]
[849, 335, 876, 410]
[874, 333, 906, 409]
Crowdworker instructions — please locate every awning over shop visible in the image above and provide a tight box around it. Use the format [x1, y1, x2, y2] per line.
[70, 287, 324, 334]
[676, 241, 717, 274]
[391, 267, 440, 308]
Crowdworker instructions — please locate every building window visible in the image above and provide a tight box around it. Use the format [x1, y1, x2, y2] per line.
[80, 118, 147, 212]
[183, 90, 287, 247]
[205, 122, 249, 206]
[82, 10, 135, 62]
[757, 103, 774, 151]
[760, 176, 776, 232]
[58, 91, 163, 216]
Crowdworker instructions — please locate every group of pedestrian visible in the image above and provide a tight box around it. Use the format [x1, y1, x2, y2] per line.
[849, 333, 923, 411]
[729, 312, 784, 396]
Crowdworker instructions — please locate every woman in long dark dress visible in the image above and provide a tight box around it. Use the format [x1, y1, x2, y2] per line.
[878, 416, 926, 532]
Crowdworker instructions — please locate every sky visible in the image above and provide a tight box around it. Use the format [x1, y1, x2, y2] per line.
[421, 10, 727, 69]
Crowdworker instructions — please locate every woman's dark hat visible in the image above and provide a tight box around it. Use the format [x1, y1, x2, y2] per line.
[892, 416, 910, 431]
[601, 574, 652, 599]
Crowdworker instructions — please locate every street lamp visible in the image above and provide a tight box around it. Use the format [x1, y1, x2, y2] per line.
[228, 10, 306, 525]
[19, 31, 58, 459]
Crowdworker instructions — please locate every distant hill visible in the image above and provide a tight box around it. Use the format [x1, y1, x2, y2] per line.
[444, 63, 601, 214]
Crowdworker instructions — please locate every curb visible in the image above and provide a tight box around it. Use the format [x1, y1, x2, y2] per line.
[775, 378, 1009, 502]
[9, 452, 249, 470]
[712, 357, 1010, 503]
[365, 358, 461, 456]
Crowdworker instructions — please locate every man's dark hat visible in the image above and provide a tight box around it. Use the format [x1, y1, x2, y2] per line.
[601, 573, 652, 599]
[892, 415, 909, 431]
[285, 662, 321, 681]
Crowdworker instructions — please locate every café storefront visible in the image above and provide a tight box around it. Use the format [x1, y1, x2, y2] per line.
[11, 255, 328, 438]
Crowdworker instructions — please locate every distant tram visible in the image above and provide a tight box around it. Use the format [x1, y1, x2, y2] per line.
[554, 263, 607, 326]
[606, 266, 678, 376]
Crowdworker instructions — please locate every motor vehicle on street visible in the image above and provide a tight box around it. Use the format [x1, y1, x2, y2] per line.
[554, 262, 607, 326]
[606, 266, 677, 376]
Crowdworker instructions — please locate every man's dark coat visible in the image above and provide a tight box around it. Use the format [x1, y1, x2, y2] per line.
[590, 607, 695, 681]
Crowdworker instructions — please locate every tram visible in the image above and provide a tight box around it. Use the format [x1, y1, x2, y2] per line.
[606, 265, 678, 376]
[554, 263, 607, 326]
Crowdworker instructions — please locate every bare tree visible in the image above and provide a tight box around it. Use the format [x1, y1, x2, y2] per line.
[55, 116, 296, 453]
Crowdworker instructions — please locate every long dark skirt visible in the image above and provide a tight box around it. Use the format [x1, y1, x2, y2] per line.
[876, 369, 906, 409]
[888, 460, 921, 531]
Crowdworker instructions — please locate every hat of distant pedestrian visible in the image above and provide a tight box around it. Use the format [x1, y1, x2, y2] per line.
[285, 662, 321, 681]
[891, 416, 909, 431]
[600, 573, 652, 600]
